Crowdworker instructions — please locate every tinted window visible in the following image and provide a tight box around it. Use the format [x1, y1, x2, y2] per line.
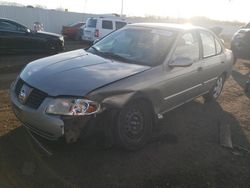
[0, 21, 17, 31]
[86, 19, 97, 28]
[115, 21, 127, 29]
[172, 32, 199, 62]
[70, 22, 84, 27]
[200, 31, 216, 58]
[102, 20, 113, 29]
[215, 38, 222, 54]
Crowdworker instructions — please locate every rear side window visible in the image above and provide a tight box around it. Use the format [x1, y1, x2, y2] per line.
[115, 21, 127, 29]
[102, 20, 113, 30]
[86, 19, 97, 28]
[0, 21, 17, 31]
[200, 31, 216, 58]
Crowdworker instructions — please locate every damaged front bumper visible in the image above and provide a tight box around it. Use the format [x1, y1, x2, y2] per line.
[10, 85, 95, 144]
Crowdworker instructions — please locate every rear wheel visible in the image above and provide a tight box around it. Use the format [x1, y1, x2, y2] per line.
[114, 100, 153, 150]
[47, 41, 59, 54]
[204, 75, 225, 102]
[74, 31, 81, 41]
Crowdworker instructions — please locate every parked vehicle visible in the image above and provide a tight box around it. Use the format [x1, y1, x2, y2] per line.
[82, 16, 127, 42]
[231, 28, 250, 62]
[11, 23, 233, 151]
[61, 22, 85, 40]
[0, 18, 64, 54]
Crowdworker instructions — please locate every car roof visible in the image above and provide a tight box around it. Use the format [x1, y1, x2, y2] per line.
[129, 23, 204, 31]
[87, 17, 127, 22]
[0, 17, 16, 22]
[0, 18, 23, 25]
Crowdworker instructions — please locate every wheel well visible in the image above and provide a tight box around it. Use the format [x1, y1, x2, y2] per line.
[222, 71, 228, 80]
[125, 97, 157, 124]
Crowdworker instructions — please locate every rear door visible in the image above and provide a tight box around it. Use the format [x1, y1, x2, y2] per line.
[199, 30, 226, 91]
[83, 18, 97, 41]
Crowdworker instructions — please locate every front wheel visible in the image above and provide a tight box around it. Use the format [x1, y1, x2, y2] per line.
[203, 75, 225, 102]
[114, 100, 153, 151]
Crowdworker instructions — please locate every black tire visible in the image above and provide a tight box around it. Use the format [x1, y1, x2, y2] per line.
[203, 74, 225, 102]
[114, 100, 153, 151]
[47, 41, 59, 54]
[232, 52, 238, 65]
[231, 44, 238, 65]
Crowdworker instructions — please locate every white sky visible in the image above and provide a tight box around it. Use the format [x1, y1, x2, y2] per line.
[4, 0, 250, 22]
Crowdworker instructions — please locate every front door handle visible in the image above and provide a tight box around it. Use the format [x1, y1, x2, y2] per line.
[197, 67, 203, 71]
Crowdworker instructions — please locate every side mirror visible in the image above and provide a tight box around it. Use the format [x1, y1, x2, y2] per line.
[93, 39, 99, 44]
[169, 57, 193, 67]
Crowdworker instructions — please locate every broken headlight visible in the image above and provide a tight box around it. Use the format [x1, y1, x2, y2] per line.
[46, 98, 100, 116]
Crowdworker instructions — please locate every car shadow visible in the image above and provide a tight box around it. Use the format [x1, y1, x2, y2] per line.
[0, 100, 249, 188]
[231, 70, 250, 98]
[243, 62, 250, 69]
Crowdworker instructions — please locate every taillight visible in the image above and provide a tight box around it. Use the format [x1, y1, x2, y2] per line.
[95, 29, 99, 37]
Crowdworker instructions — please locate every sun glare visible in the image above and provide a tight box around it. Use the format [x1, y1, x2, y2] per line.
[8, 0, 250, 22]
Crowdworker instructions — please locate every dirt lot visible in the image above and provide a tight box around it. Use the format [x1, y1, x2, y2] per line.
[0, 41, 249, 188]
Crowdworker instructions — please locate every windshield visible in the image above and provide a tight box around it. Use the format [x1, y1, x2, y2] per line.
[88, 27, 177, 66]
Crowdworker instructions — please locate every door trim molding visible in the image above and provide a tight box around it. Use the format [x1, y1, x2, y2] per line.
[164, 83, 203, 101]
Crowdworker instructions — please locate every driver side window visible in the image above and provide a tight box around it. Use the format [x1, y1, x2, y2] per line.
[172, 32, 199, 62]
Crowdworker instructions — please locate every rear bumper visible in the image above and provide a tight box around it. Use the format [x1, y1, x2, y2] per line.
[82, 35, 96, 42]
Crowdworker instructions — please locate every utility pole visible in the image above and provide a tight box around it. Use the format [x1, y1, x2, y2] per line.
[121, 0, 123, 16]
[84, 0, 88, 13]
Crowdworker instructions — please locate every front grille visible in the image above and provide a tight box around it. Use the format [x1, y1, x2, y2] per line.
[26, 89, 47, 109]
[15, 78, 48, 109]
[15, 78, 24, 96]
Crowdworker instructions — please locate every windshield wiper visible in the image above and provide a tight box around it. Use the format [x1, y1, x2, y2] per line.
[101, 52, 128, 61]
[102, 52, 145, 65]
[89, 47, 145, 65]
[89, 46, 101, 54]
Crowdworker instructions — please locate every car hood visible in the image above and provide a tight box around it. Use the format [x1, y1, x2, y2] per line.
[20, 49, 150, 96]
[35, 31, 62, 38]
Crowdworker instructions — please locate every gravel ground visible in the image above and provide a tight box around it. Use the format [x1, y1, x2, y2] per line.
[0, 41, 249, 188]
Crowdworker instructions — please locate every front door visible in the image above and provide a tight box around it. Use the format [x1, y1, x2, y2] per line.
[161, 31, 203, 112]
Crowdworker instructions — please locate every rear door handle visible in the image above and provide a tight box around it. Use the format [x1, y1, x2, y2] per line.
[221, 61, 225, 64]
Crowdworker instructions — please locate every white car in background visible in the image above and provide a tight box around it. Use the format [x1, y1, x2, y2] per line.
[82, 16, 127, 42]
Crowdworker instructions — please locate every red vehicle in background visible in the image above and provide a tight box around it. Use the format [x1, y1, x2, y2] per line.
[61, 22, 85, 40]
